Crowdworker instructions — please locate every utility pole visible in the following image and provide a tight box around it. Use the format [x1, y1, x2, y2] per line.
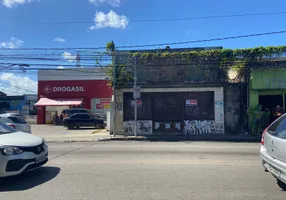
[76, 52, 80, 68]
[112, 52, 116, 137]
[133, 56, 137, 137]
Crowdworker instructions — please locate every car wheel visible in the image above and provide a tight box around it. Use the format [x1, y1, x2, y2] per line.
[95, 123, 102, 129]
[277, 179, 286, 191]
[67, 124, 74, 130]
[76, 126, 80, 129]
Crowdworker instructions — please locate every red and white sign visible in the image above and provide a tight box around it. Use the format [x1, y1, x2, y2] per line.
[186, 99, 198, 106]
[44, 85, 85, 94]
[96, 104, 104, 109]
[39, 80, 112, 98]
[131, 100, 142, 106]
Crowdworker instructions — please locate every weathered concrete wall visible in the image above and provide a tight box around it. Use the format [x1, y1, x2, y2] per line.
[224, 84, 247, 134]
[114, 89, 124, 134]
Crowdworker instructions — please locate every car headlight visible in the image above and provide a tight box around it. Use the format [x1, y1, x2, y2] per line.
[1, 146, 23, 156]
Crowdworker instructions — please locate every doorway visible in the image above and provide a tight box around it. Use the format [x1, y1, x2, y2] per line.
[259, 95, 283, 112]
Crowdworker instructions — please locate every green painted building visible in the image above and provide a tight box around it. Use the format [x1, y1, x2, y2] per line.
[250, 68, 286, 109]
[249, 67, 286, 134]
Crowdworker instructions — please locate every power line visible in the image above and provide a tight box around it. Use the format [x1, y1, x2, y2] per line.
[41, 11, 286, 24]
[0, 29, 285, 51]
[0, 80, 37, 94]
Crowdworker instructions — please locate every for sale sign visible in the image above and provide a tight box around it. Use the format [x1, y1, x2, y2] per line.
[186, 99, 198, 106]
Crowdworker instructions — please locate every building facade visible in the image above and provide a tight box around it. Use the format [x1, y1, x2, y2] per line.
[36, 68, 112, 124]
[113, 48, 248, 136]
[248, 66, 286, 134]
[0, 93, 37, 115]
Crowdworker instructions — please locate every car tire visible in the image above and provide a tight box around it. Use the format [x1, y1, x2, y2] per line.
[95, 123, 102, 129]
[67, 124, 74, 130]
[76, 126, 80, 129]
[277, 179, 286, 191]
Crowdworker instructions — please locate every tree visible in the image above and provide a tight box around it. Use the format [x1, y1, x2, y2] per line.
[106, 41, 115, 53]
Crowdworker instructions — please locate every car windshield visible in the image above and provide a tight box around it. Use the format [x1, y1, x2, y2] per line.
[0, 121, 17, 134]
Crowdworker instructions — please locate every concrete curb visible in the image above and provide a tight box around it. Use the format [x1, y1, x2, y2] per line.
[46, 137, 115, 143]
[45, 135, 261, 143]
[97, 135, 261, 143]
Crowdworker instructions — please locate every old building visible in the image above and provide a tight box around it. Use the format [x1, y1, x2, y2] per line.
[248, 60, 286, 134]
[113, 47, 247, 136]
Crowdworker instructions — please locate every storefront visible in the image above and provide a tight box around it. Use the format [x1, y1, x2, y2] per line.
[249, 68, 286, 133]
[36, 68, 112, 124]
[115, 87, 225, 135]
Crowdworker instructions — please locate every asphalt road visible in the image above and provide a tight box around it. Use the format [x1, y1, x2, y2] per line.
[0, 141, 285, 200]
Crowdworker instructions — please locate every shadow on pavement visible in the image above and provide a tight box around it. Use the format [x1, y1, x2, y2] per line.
[66, 127, 105, 130]
[0, 166, 60, 192]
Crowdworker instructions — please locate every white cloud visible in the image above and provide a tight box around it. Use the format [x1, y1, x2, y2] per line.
[57, 66, 64, 69]
[0, 37, 23, 49]
[0, 73, 37, 95]
[62, 52, 76, 62]
[3, 0, 34, 8]
[89, 10, 129, 30]
[54, 37, 66, 43]
[89, 0, 120, 7]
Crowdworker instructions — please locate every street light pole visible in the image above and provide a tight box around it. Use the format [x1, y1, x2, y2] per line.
[133, 56, 137, 137]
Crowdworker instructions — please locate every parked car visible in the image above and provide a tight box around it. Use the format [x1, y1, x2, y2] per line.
[260, 114, 286, 190]
[0, 113, 31, 133]
[1, 113, 25, 119]
[60, 108, 91, 119]
[63, 113, 105, 129]
[92, 112, 107, 121]
[0, 121, 48, 177]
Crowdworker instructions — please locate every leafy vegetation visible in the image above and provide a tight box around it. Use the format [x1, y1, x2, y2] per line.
[105, 42, 286, 86]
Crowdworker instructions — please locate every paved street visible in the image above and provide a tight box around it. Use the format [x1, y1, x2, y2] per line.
[0, 141, 285, 200]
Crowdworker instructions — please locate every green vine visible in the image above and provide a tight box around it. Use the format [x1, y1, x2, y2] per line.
[106, 44, 286, 85]
[132, 46, 286, 69]
[106, 64, 134, 86]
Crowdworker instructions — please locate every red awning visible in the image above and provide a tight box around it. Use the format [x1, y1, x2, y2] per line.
[35, 98, 83, 106]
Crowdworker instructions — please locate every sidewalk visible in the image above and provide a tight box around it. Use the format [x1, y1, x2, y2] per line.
[98, 134, 261, 143]
[31, 125, 111, 143]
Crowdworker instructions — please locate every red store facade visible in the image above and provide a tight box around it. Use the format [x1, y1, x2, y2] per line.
[36, 68, 112, 124]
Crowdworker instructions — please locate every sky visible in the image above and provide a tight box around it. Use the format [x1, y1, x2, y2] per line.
[0, 0, 286, 95]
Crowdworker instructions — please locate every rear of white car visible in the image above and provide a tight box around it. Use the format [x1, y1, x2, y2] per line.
[260, 114, 286, 187]
[0, 114, 31, 133]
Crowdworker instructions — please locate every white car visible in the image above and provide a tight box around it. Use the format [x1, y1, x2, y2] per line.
[260, 114, 286, 189]
[0, 113, 31, 133]
[0, 121, 48, 177]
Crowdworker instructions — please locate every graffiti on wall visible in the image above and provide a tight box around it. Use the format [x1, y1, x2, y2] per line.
[183, 120, 215, 135]
[123, 120, 152, 135]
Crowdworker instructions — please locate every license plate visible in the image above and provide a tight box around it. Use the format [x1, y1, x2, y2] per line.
[264, 163, 281, 177]
[35, 154, 47, 164]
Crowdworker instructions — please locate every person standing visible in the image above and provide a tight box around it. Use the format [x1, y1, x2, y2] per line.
[272, 105, 284, 122]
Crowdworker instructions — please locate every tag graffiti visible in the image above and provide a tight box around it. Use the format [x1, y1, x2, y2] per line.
[183, 120, 215, 135]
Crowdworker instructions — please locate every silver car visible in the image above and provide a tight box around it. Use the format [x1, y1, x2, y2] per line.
[260, 114, 286, 189]
[0, 121, 48, 177]
[0, 113, 31, 133]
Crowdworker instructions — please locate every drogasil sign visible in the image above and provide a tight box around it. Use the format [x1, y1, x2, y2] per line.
[44, 85, 85, 94]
